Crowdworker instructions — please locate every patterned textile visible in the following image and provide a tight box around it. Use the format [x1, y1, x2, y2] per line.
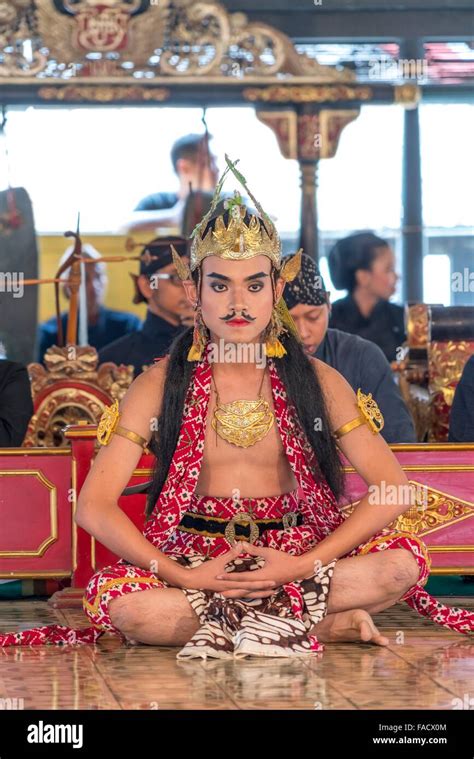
[1, 346, 473, 650]
[84, 490, 339, 657]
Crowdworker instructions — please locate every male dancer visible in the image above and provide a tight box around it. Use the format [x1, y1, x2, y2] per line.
[1, 158, 472, 654]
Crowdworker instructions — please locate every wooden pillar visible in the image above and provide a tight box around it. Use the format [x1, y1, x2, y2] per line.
[299, 159, 319, 262]
[296, 108, 321, 261]
[257, 107, 359, 262]
[0, 187, 38, 364]
[400, 37, 425, 302]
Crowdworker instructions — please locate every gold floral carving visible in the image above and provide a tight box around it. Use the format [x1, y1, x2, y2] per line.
[341, 483, 474, 538]
[392, 486, 473, 536]
[38, 86, 170, 103]
[36, 0, 169, 66]
[428, 341, 474, 442]
[394, 83, 421, 109]
[243, 85, 373, 104]
[1, 0, 356, 82]
[25, 346, 134, 448]
[406, 304, 429, 349]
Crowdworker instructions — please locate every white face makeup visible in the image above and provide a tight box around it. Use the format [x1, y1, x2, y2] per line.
[183, 254, 285, 346]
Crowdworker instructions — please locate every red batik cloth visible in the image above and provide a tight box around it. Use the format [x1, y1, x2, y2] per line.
[1, 346, 473, 651]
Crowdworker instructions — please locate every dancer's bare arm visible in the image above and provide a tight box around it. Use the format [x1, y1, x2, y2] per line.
[75, 359, 275, 593]
[75, 359, 183, 582]
[304, 358, 412, 568]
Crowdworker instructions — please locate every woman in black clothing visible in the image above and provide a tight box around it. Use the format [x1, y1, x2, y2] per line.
[328, 232, 405, 362]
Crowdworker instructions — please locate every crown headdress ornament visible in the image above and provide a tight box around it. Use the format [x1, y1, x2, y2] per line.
[171, 154, 303, 361]
[171, 154, 302, 282]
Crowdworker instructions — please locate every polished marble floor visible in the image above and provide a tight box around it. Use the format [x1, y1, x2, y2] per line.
[1, 598, 473, 710]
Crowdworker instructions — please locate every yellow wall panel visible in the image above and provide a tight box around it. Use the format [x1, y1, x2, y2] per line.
[37, 235, 151, 323]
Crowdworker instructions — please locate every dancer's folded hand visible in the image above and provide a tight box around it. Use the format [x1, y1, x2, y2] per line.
[215, 542, 309, 598]
[176, 543, 277, 596]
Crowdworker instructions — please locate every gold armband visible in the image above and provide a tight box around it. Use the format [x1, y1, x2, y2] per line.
[333, 388, 384, 440]
[97, 400, 149, 450]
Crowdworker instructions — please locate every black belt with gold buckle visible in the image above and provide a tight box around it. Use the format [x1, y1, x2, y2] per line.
[178, 510, 303, 545]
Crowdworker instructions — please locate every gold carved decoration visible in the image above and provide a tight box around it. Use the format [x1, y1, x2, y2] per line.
[341, 482, 474, 538]
[394, 83, 421, 109]
[394, 304, 474, 442]
[255, 110, 298, 160]
[96, 400, 120, 446]
[24, 345, 134, 448]
[0, 0, 356, 83]
[406, 303, 429, 350]
[36, 0, 169, 67]
[429, 341, 474, 406]
[428, 340, 474, 441]
[212, 397, 275, 448]
[0, 470, 57, 557]
[38, 86, 170, 103]
[391, 484, 474, 537]
[319, 110, 360, 158]
[244, 85, 373, 104]
[256, 109, 360, 162]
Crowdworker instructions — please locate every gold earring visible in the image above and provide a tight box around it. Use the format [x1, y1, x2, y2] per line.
[188, 304, 209, 361]
[264, 306, 287, 358]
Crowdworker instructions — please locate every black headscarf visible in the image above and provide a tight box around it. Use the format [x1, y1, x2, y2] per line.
[139, 236, 188, 277]
[132, 236, 189, 304]
[283, 253, 329, 310]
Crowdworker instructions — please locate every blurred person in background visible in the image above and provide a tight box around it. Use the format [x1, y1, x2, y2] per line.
[99, 236, 192, 377]
[285, 253, 415, 443]
[0, 358, 33, 446]
[37, 243, 140, 363]
[328, 232, 405, 362]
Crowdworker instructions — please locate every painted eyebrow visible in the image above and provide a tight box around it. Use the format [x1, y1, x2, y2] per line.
[245, 272, 269, 282]
[206, 271, 269, 282]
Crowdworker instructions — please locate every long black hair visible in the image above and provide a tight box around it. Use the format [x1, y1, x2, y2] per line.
[145, 325, 345, 519]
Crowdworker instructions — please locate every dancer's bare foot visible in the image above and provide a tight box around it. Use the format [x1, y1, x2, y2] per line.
[313, 609, 389, 646]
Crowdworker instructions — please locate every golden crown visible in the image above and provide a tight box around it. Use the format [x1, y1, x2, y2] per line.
[190, 195, 281, 270]
[171, 155, 302, 283]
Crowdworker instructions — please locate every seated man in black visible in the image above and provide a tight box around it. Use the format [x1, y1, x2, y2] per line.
[449, 355, 474, 442]
[126, 133, 218, 234]
[99, 237, 192, 377]
[0, 359, 34, 447]
[285, 254, 416, 443]
[37, 244, 140, 363]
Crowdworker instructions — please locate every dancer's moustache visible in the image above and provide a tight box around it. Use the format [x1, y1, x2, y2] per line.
[220, 311, 256, 322]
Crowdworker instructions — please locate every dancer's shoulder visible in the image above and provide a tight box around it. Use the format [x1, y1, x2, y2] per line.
[307, 356, 352, 395]
[120, 356, 169, 419]
[307, 356, 360, 429]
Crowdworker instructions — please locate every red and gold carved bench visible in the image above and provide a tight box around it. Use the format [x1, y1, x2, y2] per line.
[1, 427, 473, 605]
[341, 444, 474, 575]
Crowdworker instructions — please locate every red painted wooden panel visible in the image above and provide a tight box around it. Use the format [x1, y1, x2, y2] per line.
[0, 452, 72, 578]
